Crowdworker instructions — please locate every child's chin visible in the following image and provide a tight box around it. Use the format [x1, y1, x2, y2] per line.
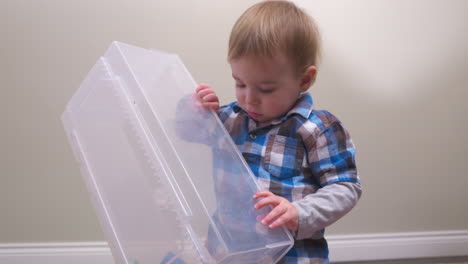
[256, 117, 272, 124]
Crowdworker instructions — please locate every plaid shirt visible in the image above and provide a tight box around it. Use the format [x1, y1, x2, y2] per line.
[217, 93, 360, 264]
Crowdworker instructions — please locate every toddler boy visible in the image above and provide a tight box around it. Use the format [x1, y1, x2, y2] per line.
[196, 1, 361, 263]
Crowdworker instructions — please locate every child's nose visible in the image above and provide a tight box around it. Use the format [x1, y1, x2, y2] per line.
[245, 89, 260, 105]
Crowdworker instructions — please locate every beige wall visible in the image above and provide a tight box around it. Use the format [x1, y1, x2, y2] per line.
[1, 0, 467, 243]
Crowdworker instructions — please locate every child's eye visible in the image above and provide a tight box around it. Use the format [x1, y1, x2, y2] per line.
[260, 88, 274, 94]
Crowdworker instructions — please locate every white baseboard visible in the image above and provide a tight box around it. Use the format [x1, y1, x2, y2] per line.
[1, 230, 467, 264]
[0, 242, 113, 264]
[327, 230, 468, 263]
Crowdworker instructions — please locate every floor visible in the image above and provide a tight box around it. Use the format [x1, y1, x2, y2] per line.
[340, 256, 468, 264]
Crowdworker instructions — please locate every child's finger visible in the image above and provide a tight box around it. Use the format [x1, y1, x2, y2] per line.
[254, 197, 272, 210]
[195, 83, 210, 92]
[254, 195, 280, 210]
[256, 213, 267, 222]
[202, 101, 219, 110]
[253, 191, 274, 199]
[260, 204, 287, 227]
[202, 93, 219, 103]
[197, 88, 215, 99]
[269, 214, 289, 229]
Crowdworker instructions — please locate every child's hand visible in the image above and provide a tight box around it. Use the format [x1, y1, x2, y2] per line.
[196, 83, 219, 110]
[253, 191, 299, 231]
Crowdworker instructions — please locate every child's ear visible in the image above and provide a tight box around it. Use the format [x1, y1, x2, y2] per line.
[299, 66, 317, 92]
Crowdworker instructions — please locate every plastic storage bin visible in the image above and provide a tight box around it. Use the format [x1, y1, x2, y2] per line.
[62, 41, 293, 264]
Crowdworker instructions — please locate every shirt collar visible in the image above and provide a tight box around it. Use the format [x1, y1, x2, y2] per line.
[285, 92, 314, 120]
[231, 92, 314, 122]
[232, 102, 242, 113]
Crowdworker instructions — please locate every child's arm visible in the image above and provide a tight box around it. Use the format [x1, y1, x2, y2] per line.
[292, 181, 361, 239]
[254, 118, 362, 239]
[290, 119, 361, 240]
[196, 84, 220, 110]
[252, 183, 361, 235]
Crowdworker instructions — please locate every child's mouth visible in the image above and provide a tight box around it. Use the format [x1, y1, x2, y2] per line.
[247, 111, 262, 119]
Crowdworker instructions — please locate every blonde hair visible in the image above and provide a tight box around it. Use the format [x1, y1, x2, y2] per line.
[228, 0, 321, 75]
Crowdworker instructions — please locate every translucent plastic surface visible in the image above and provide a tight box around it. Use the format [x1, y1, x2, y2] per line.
[62, 41, 293, 264]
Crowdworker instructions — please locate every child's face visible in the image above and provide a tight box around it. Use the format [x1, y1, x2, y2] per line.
[230, 53, 313, 124]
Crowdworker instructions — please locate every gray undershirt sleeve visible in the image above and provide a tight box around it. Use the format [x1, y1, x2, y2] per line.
[291, 181, 362, 240]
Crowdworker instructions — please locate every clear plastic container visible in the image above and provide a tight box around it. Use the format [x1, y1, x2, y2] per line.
[62, 41, 293, 264]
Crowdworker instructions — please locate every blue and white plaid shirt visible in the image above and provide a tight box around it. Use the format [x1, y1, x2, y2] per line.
[217, 92, 360, 264]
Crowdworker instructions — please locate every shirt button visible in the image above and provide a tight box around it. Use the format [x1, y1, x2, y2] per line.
[249, 133, 257, 140]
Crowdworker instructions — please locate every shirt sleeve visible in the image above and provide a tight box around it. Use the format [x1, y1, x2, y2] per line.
[309, 120, 359, 186]
[292, 119, 361, 240]
[292, 181, 362, 240]
[217, 102, 238, 123]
